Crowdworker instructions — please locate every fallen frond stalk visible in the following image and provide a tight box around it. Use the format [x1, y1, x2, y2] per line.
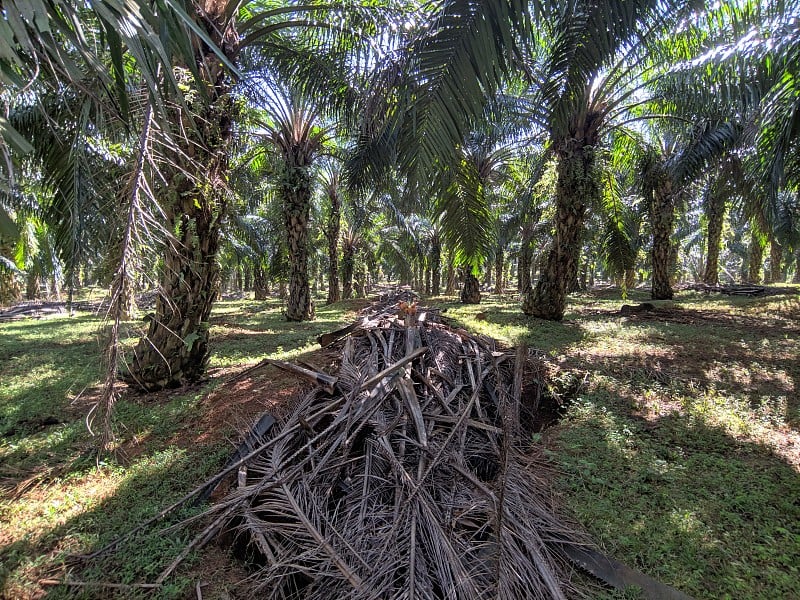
[82, 290, 693, 599]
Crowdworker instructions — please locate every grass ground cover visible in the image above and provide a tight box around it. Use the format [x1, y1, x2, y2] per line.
[0, 296, 366, 599]
[1, 288, 798, 598]
[441, 287, 800, 599]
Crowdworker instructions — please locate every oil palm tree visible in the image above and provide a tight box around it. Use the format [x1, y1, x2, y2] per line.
[319, 158, 344, 304]
[640, 121, 740, 298]
[661, 0, 800, 280]
[520, 0, 688, 319]
[4, 2, 384, 392]
[254, 87, 330, 320]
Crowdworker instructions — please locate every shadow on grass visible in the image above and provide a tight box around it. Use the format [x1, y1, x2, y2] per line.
[209, 297, 367, 367]
[549, 388, 800, 599]
[1, 440, 231, 600]
[0, 315, 102, 437]
[0, 343, 334, 600]
[571, 309, 800, 432]
[433, 297, 590, 354]
[0, 298, 365, 599]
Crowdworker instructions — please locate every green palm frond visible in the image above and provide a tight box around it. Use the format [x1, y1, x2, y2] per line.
[669, 120, 742, 187]
[438, 157, 495, 271]
[376, 234, 414, 281]
[535, 0, 684, 140]
[348, 0, 530, 189]
[0, 204, 19, 241]
[600, 206, 641, 277]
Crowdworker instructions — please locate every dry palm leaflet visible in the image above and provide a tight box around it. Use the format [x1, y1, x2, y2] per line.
[86, 291, 693, 599]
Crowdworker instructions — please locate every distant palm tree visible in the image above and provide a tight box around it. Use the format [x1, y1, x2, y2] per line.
[255, 87, 330, 321]
[640, 122, 739, 298]
[520, 0, 687, 319]
[319, 159, 344, 304]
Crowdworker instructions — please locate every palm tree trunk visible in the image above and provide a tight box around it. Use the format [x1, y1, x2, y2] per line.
[325, 191, 341, 304]
[747, 229, 764, 284]
[768, 238, 783, 283]
[703, 188, 725, 284]
[283, 167, 315, 321]
[235, 260, 243, 291]
[243, 265, 252, 291]
[523, 146, 593, 319]
[25, 272, 39, 300]
[579, 261, 589, 291]
[431, 238, 441, 295]
[125, 195, 224, 391]
[355, 260, 366, 297]
[123, 5, 237, 391]
[494, 249, 504, 294]
[125, 120, 227, 390]
[445, 250, 455, 294]
[518, 246, 530, 293]
[650, 183, 675, 300]
[460, 269, 481, 304]
[254, 263, 269, 300]
[342, 244, 355, 299]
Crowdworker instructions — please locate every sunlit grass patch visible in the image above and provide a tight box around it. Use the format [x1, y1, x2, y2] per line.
[209, 296, 364, 368]
[445, 287, 800, 598]
[1, 287, 798, 598]
[550, 393, 800, 599]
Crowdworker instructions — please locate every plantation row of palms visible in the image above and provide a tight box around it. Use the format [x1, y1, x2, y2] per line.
[0, 1, 798, 399]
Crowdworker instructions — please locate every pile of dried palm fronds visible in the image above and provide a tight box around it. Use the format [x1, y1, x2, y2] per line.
[80, 291, 692, 599]
[682, 282, 798, 297]
[199, 290, 589, 599]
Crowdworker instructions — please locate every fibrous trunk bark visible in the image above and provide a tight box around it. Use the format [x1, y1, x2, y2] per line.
[460, 270, 481, 304]
[522, 142, 594, 319]
[243, 265, 252, 292]
[254, 264, 268, 300]
[235, 260, 243, 291]
[283, 167, 315, 321]
[703, 188, 725, 285]
[650, 181, 675, 300]
[578, 261, 589, 291]
[125, 194, 224, 390]
[125, 7, 236, 390]
[445, 250, 455, 295]
[25, 273, 39, 300]
[518, 228, 533, 294]
[494, 250, 504, 294]
[342, 244, 354, 299]
[325, 190, 341, 304]
[355, 262, 366, 297]
[747, 229, 764, 284]
[431, 238, 441, 295]
[768, 238, 783, 283]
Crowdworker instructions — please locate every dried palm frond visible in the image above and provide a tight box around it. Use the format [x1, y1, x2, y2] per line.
[81, 291, 694, 599]
[212, 290, 588, 599]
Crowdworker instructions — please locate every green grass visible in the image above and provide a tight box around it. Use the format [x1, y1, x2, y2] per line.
[2, 287, 798, 599]
[439, 286, 800, 599]
[0, 294, 363, 599]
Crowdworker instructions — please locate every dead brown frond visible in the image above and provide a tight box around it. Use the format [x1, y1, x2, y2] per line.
[200, 290, 590, 599]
